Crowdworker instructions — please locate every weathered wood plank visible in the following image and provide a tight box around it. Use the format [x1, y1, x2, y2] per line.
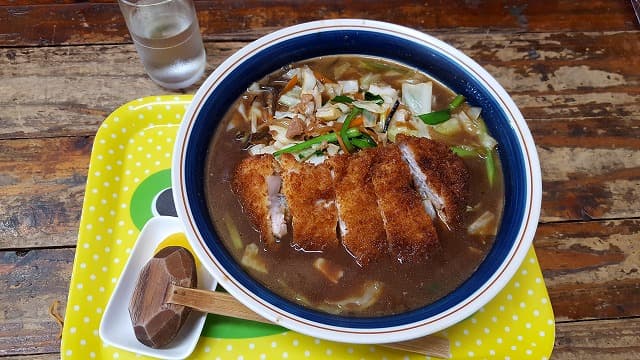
[553, 318, 640, 359]
[1, 242, 639, 357]
[536, 220, 640, 321]
[0, 0, 637, 47]
[447, 31, 640, 124]
[540, 156, 640, 222]
[0, 42, 238, 139]
[2, 354, 61, 360]
[0, 248, 73, 356]
[0, 137, 91, 249]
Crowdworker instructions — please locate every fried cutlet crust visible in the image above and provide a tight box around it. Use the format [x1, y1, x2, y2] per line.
[371, 146, 439, 263]
[396, 134, 470, 228]
[328, 151, 388, 266]
[279, 153, 339, 251]
[232, 135, 466, 263]
[231, 154, 280, 247]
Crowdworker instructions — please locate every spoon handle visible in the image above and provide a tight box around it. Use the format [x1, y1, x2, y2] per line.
[167, 283, 271, 324]
[166, 284, 450, 358]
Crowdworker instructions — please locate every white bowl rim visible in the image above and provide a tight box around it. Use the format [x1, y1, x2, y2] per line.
[172, 19, 542, 344]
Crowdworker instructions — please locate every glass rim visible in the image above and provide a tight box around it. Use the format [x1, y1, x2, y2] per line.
[118, 0, 179, 8]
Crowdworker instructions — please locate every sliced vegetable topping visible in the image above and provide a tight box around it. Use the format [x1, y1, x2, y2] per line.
[351, 133, 377, 149]
[280, 74, 298, 96]
[273, 128, 362, 156]
[418, 109, 451, 125]
[418, 94, 467, 125]
[364, 92, 384, 104]
[451, 144, 497, 186]
[450, 145, 478, 158]
[331, 95, 355, 104]
[350, 138, 371, 149]
[340, 107, 363, 152]
[448, 94, 466, 111]
[485, 147, 496, 187]
[240, 62, 498, 188]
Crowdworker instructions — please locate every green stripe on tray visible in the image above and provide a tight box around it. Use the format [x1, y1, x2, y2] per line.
[201, 314, 288, 339]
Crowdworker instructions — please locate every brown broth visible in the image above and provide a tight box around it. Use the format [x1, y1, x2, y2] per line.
[204, 55, 504, 317]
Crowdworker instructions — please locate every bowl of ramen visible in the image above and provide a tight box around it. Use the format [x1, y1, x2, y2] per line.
[172, 19, 541, 344]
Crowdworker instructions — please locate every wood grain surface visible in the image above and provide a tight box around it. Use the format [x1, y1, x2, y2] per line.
[0, 0, 638, 47]
[1, 1, 639, 358]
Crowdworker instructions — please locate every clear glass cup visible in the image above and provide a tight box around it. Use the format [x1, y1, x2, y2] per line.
[118, 0, 206, 89]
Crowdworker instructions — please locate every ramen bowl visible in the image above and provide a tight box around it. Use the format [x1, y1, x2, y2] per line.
[172, 19, 541, 344]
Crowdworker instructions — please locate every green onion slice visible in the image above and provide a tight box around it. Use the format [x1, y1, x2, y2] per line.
[351, 138, 375, 149]
[448, 94, 466, 111]
[485, 147, 496, 187]
[340, 107, 363, 152]
[418, 94, 466, 125]
[450, 145, 478, 158]
[331, 95, 354, 104]
[359, 133, 377, 147]
[364, 92, 384, 104]
[418, 109, 451, 125]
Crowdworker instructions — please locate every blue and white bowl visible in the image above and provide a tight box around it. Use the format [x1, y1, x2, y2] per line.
[173, 19, 541, 344]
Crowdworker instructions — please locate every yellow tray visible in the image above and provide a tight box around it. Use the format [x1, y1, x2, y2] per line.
[61, 95, 555, 359]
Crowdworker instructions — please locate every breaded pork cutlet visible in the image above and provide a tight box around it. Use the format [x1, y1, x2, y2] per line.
[396, 134, 470, 229]
[279, 153, 339, 251]
[232, 154, 287, 248]
[328, 150, 387, 266]
[371, 146, 439, 263]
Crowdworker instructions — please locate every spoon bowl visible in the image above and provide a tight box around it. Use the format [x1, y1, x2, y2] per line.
[99, 216, 217, 359]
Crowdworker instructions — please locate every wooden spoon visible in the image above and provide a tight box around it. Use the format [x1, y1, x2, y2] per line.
[130, 246, 450, 358]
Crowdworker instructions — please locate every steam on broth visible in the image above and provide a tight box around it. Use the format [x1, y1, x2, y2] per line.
[204, 55, 504, 316]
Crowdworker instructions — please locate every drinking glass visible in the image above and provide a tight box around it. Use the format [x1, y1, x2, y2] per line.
[118, 0, 206, 89]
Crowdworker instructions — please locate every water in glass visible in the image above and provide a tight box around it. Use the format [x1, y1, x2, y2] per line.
[126, 6, 206, 89]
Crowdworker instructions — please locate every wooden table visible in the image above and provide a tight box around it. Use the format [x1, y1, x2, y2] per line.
[1, 1, 639, 359]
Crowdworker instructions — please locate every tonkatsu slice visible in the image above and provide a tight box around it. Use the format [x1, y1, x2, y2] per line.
[371, 146, 439, 264]
[329, 150, 387, 266]
[279, 153, 339, 251]
[396, 134, 470, 229]
[232, 154, 287, 248]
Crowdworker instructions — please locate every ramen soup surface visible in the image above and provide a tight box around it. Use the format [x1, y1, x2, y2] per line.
[205, 55, 504, 316]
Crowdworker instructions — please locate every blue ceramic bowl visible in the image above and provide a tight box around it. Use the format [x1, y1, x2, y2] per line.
[173, 19, 541, 343]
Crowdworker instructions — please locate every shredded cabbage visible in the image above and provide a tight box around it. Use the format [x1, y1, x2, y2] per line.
[359, 73, 380, 91]
[362, 109, 378, 128]
[274, 111, 297, 120]
[241, 243, 268, 274]
[468, 211, 496, 235]
[434, 115, 462, 135]
[402, 82, 432, 116]
[278, 86, 302, 107]
[300, 67, 317, 93]
[269, 124, 296, 144]
[368, 83, 398, 104]
[315, 104, 342, 121]
[352, 100, 385, 114]
[323, 280, 383, 311]
[323, 83, 343, 99]
[338, 80, 359, 94]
